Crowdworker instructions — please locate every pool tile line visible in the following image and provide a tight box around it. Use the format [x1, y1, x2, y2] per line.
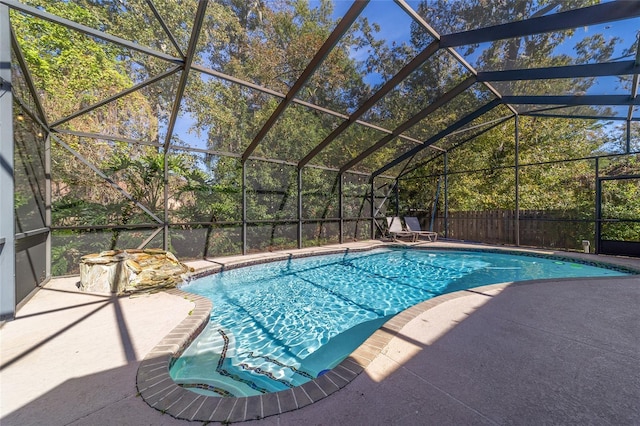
[138, 283, 509, 422]
[185, 243, 388, 281]
[138, 241, 634, 422]
[404, 245, 640, 274]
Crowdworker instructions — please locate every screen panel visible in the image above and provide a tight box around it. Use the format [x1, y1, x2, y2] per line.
[246, 223, 298, 253]
[302, 220, 340, 248]
[245, 160, 298, 221]
[302, 168, 339, 220]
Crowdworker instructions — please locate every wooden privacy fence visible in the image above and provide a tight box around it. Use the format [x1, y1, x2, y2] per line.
[429, 210, 595, 251]
[434, 210, 516, 245]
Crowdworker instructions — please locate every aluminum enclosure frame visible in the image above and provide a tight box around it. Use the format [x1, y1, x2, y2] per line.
[2, 0, 640, 317]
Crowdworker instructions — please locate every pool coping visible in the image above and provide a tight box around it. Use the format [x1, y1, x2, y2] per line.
[136, 242, 640, 422]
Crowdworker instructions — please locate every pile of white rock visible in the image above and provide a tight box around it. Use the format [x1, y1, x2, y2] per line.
[79, 249, 193, 294]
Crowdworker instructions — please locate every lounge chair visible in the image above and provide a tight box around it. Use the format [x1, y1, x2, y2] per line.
[404, 216, 438, 242]
[386, 217, 417, 242]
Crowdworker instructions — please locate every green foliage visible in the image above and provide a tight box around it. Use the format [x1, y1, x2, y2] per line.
[599, 156, 640, 241]
[399, 0, 630, 236]
[11, 0, 639, 272]
[11, 1, 146, 123]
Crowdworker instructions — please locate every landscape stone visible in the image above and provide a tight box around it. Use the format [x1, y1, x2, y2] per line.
[79, 249, 193, 294]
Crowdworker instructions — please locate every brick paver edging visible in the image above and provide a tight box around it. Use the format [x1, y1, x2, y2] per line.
[136, 243, 638, 422]
[138, 282, 503, 422]
[135, 245, 496, 422]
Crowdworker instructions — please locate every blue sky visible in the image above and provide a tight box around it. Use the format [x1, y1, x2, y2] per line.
[171, 1, 638, 151]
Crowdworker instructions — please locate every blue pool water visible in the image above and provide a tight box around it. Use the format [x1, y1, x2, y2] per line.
[170, 248, 631, 397]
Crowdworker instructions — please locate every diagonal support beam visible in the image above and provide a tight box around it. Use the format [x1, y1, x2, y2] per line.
[51, 66, 182, 128]
[137, 226, 164, 249]
[52, 129, 164, 148]
[394, 0, 518, 118]
[298, 39, 440, 169]
[0, 0, 181, 63]
[399, 115, 513, 178]
[339, 75, 476, 173]
[440, 2, 640, 48]
[162, 0, 208, 151]
[12, 93, 47, 131]
[242, 0, 369, 163]
[373, 99, 502, 177]
[193, 63, 431, 150]
[145, 0, 185, 58]
[10, 27, 48, 126]
[50, 133, 164, 224]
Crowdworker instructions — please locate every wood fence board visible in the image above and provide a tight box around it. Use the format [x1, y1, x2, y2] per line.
[429, 210, 593, 250]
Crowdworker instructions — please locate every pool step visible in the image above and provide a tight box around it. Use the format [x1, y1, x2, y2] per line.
[192, 323, 309, 390]
[195, 323, 236, 358]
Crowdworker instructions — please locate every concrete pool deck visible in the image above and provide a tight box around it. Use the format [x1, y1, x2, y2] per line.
[1, 241, 639, 425]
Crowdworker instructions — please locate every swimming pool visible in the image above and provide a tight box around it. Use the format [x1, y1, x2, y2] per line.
[170, 248, 631, 397]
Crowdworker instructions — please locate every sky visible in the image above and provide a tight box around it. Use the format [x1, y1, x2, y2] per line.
[170, 0, 639, 152]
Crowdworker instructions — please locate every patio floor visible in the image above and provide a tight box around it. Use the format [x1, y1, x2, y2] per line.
[1, 241, 639, 425]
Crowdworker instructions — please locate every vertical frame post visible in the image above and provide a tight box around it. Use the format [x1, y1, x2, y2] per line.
[370, 177, 375, 240]
[163, 150, 169, 251]
[514, 115, 520, 246]
[394, 179, 399, 217]
[626, 119, 631, 154]
[242, 161, 247, 255]
[0, 3, 16, 320]
[298, 167, 303, 249]
[444, 151, 449, 239]
[45, 133, 51, 278]
[339, 173, 344, 244]
[595, 157, 601, 254]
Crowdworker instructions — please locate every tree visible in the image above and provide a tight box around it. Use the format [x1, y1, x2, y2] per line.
[394, 0, 633, 250]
